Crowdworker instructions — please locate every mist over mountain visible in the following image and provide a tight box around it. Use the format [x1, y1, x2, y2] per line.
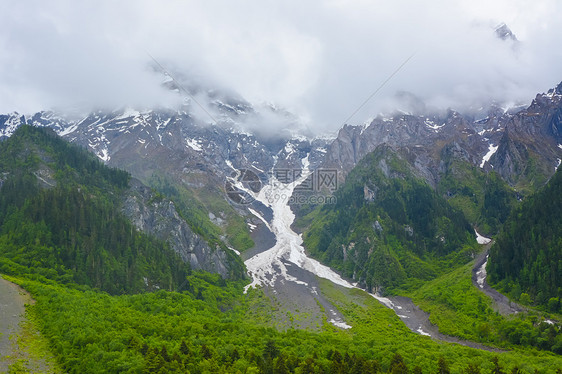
[2, 0, 562, 136]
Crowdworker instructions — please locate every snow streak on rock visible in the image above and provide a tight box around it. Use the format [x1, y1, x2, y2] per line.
[480, 144, 498, 168]
[248, 208, 272, 232]
[0, 114, 22, 138]
[58, 122, 79, 136]
[424, 119, 445, 131]
[186, 138, 203, 152]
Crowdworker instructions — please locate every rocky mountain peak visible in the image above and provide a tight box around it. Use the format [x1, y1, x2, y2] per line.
[495, 23, 517, 41]
[556, 81, 562, 95]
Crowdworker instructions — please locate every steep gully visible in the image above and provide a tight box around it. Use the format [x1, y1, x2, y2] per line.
[473, 247, 557, 325]
[239, 154, 503, 351]
[472, 242, 526, 316]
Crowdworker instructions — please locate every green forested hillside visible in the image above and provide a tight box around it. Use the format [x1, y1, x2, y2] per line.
[488, 166, 562, 309]
[302, 145, 477, 292]
[5, 273, 561, 374]
[0, 125, 190, 293]
[437, 154, 517, 236]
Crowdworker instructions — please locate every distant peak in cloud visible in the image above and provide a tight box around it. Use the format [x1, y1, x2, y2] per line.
[495, 23, 518, 41]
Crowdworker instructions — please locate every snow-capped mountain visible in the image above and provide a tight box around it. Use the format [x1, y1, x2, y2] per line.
[2, 81, 562, 210]
[320, 83, 562, 191]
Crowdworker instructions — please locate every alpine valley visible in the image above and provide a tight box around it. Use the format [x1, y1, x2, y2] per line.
[1, 70, 562, 373]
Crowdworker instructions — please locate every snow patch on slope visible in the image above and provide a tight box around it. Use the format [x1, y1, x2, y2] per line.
[284, 143, 296, 157]
[186, 138, 203, 152]
[425, 119, 445, 131]
[480, 144, 498, 168]
[225, 160, 236, 170]
[98, 148, 110, 162]
[58, 122, 79, 136]
[228, 246, 241, 256]
[417, 326, 431, 336]
[156, 118, 172, 131]
[475, 230, 492, 245]
[329, 319, 352, 329]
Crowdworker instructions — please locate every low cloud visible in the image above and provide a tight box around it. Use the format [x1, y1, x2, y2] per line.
[1, 0, 561, 134]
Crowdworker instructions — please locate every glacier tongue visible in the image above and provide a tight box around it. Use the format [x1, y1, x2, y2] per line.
[243, 155, 356, 293]
[242, 154, 419, 331]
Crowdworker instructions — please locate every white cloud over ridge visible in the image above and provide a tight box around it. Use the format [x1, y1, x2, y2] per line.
[1, 0, 561, 133]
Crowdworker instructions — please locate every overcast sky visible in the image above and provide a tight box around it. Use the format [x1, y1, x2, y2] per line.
[1, 0, 561, 133]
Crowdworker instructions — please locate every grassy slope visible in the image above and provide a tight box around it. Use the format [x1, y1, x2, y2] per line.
[406, 258, 562, 353]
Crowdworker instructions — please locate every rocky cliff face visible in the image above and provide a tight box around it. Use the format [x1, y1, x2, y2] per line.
[122, 179, 241, 278]
[324, 111, 488, 173]
[488, 83, 562, 190]
[2, 83, 560, 195]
